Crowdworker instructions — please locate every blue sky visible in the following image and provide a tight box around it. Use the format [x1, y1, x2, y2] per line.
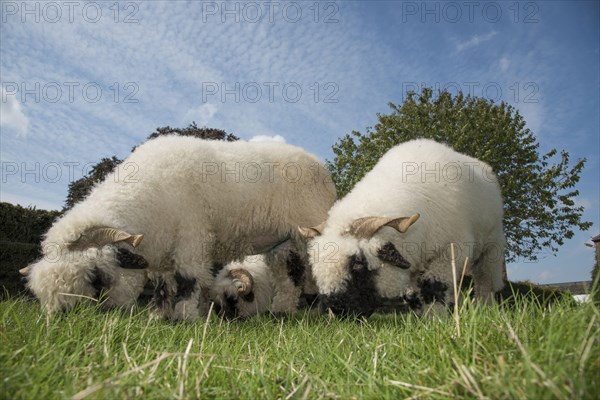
[1, 1, 598, 284]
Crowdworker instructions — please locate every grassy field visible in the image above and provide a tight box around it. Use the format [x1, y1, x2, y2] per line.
[1, 295, 598, 399]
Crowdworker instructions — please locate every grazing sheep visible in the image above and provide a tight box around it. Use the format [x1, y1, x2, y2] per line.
[209, 256, 274, 319]
[24, 136, 336, 319]
[300, 139, 505, 317]
[209, 250, 320, 319]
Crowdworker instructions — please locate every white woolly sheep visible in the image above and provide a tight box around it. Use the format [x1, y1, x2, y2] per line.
[209, 256, 274, 319]
[299, 139, 505, 317]
[24, 136, 336, 320]
[209, 249, 320, 319]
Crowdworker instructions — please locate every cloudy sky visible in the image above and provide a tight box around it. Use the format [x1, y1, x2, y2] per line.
[1, 1, 598, 284]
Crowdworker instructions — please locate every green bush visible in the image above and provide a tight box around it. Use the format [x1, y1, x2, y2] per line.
[0, 202, 61, 244]
[0, 202, 61, 297]
[496, 280, 575, 308]
[0, 242, 40, 299]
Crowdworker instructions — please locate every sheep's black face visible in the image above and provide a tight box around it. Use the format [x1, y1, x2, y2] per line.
[90, 266, 113, 299]
[26, 246, 148, 313]
[211, 290, 256, 320]
[116, 248, 149, 269]
[93, 248, 150, 308]
[318, 252, 381, 317]
[212, 294, 239, 320]
[313, 242, 425, 317]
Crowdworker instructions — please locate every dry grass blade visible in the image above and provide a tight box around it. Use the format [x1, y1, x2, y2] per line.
[285, 375, 309, 400]
[578, 314, 597, 374]
[200, 302, 213, 357]
[178, 338, 194, 399]
[450, 244, 468, 338]
[57, 293, 98, 302]
[72, 353, 171, 400]
[502, 315, 564, 398]
[387, 379, 451, 396]
[122, 342, 139, 372]
[456, 362, 486, 399]
[458, 257, 469, 299]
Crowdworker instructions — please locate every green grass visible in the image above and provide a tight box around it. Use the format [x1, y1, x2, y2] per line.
[1, 296, 598, 399]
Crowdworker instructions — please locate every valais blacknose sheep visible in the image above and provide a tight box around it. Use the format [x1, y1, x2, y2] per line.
[24, 136, 336, 320]
[300, 139, 505, 317]
[209, 249, 320, 319]
[209, 256, 274, 319]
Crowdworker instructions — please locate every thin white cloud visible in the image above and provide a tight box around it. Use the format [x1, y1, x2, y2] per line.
[535, 270, 556, 283]
[517, 102, 544, 135]
[249, 134, 286, 143]
[0, 88, 29, 136]
[573, 197, 592, 210]
[456, 31, 498, 52]
[184, 103, 218, 125]
[499, 57, 510, 72]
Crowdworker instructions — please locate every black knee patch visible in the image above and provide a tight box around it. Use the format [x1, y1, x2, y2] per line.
[211, 262, 224, 277]
[91, 267, 113, 298]
[174, 272, 196, 301]
[153, 278, 168, 309]
[116, 249, 149, 269]
[377, 242, 411, 269]
[299, 293, 319, 309]
[286, 251, 305, 287]
[419, 278, 448, 304]
[222, 294, 238, 319]
[403, 293, 423, 311]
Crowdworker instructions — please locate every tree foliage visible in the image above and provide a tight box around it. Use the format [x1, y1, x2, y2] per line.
[64, 123, 239, 210]
[328, 88, 591, 262]
[144, 122, 238, 144]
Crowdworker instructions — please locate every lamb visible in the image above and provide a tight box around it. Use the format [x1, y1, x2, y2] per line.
[24, 135, 337, 320]
[209, 250, 320, 319]
[209, 256, 274, 319]
[299, 139, 505, 317]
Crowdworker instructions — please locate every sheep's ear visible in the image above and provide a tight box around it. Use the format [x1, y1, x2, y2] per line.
[116, 249, 149, 269]
[19, 266, 31, 276]
[348, 213, 420, 239]
[377, 242, 411, 269]
[298, 222, 326, 238]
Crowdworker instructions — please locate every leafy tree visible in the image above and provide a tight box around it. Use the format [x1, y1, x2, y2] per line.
[64, 123, 239, 210]
[145, 122, 238, 143]
[328, 88, 591, 262]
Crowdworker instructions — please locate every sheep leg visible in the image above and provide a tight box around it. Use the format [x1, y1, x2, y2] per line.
[150, 271, 178, 320]
[151, 245, 213, 321]
[266, 247, 306, 314]
[471, 243, 505, 305]
[415, 255, 458, 317]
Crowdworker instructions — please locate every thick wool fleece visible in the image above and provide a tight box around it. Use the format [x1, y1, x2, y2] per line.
[27, 136, 336, 317]
[308, 139, 505, 315]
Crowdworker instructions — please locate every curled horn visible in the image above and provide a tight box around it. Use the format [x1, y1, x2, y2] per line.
[347, 213, 420, 239]
[298, 221, 327, 238]
[68, 227, 144, 250]
[228, 268, 254, 296]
